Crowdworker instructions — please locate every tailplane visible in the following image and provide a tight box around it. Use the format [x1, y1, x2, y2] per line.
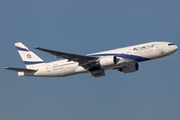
[15, 42, 45, 68]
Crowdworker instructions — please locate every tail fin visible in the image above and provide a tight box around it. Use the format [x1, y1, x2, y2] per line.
[15, 42, 45, 69]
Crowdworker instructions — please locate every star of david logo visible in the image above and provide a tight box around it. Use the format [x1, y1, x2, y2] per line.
[27, 54, 32, 59]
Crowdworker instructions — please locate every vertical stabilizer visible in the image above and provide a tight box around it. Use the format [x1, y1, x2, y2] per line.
[15, 42, 45, 68]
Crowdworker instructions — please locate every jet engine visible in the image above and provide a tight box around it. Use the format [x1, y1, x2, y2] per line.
[99, 56, 117, 67]
[119, 63, 139, 73]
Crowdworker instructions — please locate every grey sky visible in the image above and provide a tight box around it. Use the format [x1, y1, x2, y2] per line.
[1, 1, 180, 120]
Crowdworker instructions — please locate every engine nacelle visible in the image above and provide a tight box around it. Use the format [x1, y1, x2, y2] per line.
[99, 56, 117, 67]
[119, 63, 139, 73]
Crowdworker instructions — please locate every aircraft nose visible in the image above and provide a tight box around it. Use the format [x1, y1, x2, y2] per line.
[174, 45, 178, 51]
[166, 43, 178, 55]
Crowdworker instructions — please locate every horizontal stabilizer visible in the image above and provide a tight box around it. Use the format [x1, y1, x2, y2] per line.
[4, 67, 37, 72]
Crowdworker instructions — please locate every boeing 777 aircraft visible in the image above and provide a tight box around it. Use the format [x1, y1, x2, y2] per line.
[5, 41, 178, 78]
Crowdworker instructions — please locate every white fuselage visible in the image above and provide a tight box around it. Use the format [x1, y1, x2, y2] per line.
[18, 41, 178, 77]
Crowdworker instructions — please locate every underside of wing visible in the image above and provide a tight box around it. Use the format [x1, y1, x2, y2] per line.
[4, 67, 37, 72]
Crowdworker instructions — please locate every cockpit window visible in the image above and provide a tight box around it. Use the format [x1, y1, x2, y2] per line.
[168, 43, 175, 46]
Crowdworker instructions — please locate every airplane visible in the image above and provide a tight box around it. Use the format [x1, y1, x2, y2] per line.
[4, 41, 178, 78]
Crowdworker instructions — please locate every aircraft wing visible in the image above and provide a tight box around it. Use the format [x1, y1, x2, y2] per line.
[4, 67, 37, 72]
[34, 47, 98, 63]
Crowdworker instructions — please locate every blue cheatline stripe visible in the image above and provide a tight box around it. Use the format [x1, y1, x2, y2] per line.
[16, 46, 29, 51]
[90, 53, 150, 62]
[23, 61, 44, 65]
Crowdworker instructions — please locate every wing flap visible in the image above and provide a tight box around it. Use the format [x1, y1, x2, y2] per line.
[4, 67, 37, 72]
